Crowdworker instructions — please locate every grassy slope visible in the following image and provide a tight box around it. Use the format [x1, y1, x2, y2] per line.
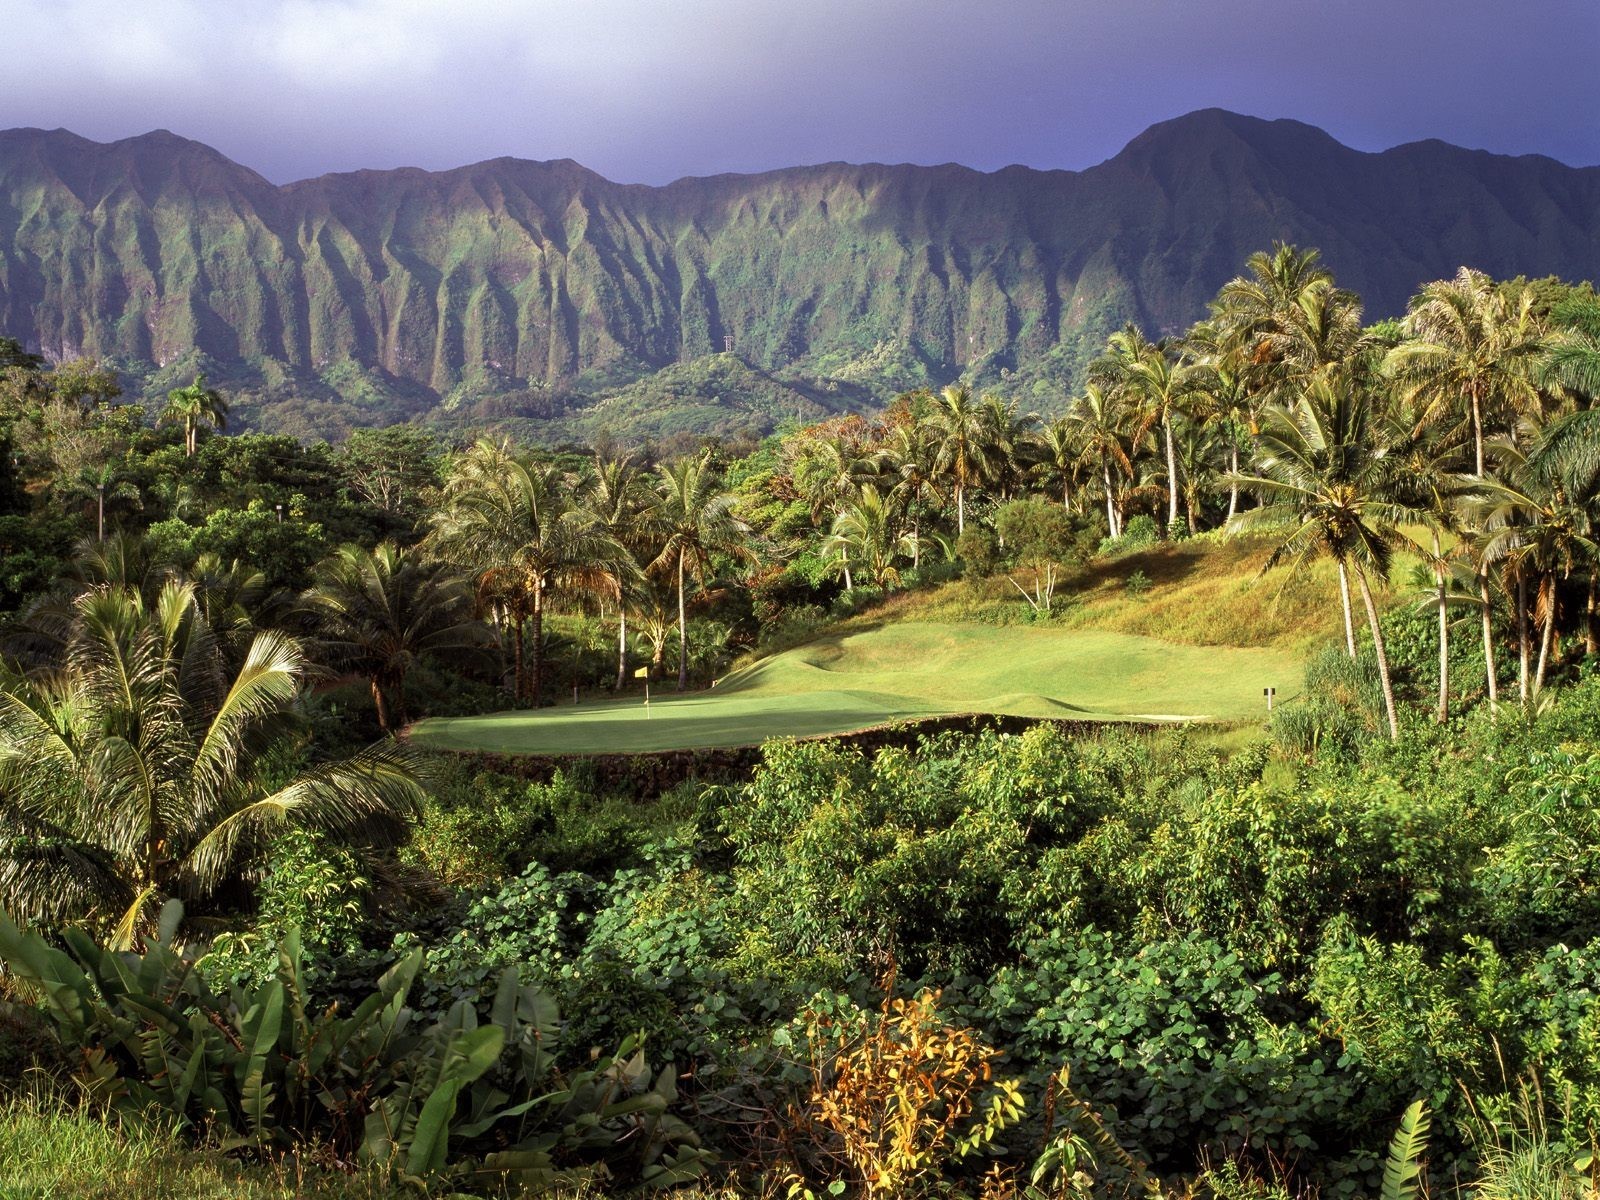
[412, 534, 1352, 756]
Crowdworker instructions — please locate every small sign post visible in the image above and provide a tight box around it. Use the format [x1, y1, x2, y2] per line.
[1264, 686, 1276, 713]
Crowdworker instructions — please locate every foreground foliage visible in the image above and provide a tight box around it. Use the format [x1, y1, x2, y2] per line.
[0, 900, 708, 1191]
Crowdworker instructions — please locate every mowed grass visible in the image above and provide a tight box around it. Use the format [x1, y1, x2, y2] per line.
[411, 534, 1389, 757]
[412, 621, 1300, 755]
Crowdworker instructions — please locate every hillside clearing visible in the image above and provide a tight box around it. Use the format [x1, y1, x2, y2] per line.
[411, 622, 1299, 755]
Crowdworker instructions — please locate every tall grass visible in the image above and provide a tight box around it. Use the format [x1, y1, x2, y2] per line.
[0, 1091, 406, 1200]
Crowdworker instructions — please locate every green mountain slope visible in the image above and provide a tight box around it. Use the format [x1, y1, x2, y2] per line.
[1, 110, 1596, 439]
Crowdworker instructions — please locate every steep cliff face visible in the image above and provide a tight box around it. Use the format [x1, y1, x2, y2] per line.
[0, 110, 1596, 439]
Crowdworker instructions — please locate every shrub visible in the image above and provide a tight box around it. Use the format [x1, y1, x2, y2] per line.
[956, 527, 999, 577]
[792, 988, 1025, 1197]
[0, 902, 710, 1190]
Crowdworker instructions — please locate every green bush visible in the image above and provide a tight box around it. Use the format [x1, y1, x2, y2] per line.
[0, 902, 709, 1191]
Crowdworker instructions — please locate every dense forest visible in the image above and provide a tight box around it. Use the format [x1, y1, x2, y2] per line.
[3, 244, 1600, 1198]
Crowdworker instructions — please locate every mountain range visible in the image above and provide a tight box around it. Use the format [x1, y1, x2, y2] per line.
[0, 109, 1596, 441]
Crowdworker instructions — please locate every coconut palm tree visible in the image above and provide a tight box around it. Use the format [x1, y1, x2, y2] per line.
[1385, 269, 1547, 477]
[927, 385, 997, 535]
[162, 375, 229, 457]
[650, 452, 750, 690]
[979, 393, 1038, 502]
[586, 454, 653, 691]
[883, 420, 943, 568]
[1228, 369, 1405, 738]
[1066, 382, 1141, 538]
[1032, 415, 1083, 511]
[430, 439, 621, 705]
[1096, 326, 1198, 532]
[823, 486, 916, 590]
[789, 421, 883, 589]
[0, 582, 425, 945]
[1469, 441, 1598, 701]
[1386, 409, 1474, 720]
[303, 541, 491, 731]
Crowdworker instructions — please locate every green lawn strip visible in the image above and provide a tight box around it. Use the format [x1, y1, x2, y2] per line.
[412, 623, 1300, 755]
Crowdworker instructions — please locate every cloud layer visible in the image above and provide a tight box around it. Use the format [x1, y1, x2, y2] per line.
[3, 0, 1594, 182]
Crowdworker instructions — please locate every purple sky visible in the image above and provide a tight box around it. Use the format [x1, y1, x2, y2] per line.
[3, 0, 1595, 183]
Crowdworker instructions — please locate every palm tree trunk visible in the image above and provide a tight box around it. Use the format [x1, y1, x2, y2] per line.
[676, 554, 689, 691]
[529, 591, 545, 707]
[1479, 573, 1499, 711]
[1470, 386, 1485, 478]
[1163, 414, 1179, 531]
[1103, 462, 1119, 538]
[1433, 531, 1448, 723]
[97, 489, 105, 542]
[1535, 578, 1556, 697]
[512, 615, 525, 701]
[1337, 560, 1357, 658]
[1227, 444, 1239, 523]
[1356, 567, 1400, 740]
[616, 607, 628, 692]
[1517, 570, 1531, 704]
[1586, 576, 1598, 657]
[956, 481, 966, 536]
[370, 677, 393, 732]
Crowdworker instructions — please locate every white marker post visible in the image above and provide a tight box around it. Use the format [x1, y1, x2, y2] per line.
[1264, 686, 1276, 713]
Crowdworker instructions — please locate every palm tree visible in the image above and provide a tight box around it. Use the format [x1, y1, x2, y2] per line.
[979, 393, 1038, 502]
[586, 454, 653, 691]
[1228, 370, 1405, 738]
[0, 582, 424, 945]
[304, 542, 491, 731]
[1210, 244, 1349, 398]
[1097, 326, 1197, 532]
[927, 385, 997, 535]
[789, 422, 883, 589]
[1032, 415, 1082, 510]
[883, 420, 943, 569]
[1066, 383, 1140, 538]
[430, 439, 621, 706]
[1469, 443, 1597, 701]
[822, 486, 916, 589]
[650, 452, 750, 690]
[162, 375, 229, 457]
[1385, 269, 1547, 477]
[1386, 410, 1473, 720]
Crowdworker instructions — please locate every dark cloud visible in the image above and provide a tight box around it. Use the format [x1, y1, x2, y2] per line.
[2, 0, 1594, 182]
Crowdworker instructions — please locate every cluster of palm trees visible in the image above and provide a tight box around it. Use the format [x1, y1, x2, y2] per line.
[427, 438, 749, 704]
[768, 248, 1599, 738]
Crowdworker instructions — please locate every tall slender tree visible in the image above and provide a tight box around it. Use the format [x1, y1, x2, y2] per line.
[650, 453, 749, 691]
[161, 375, 229, 457]
[928, 385, 997, 535]
[1229, 369, 1405, 738]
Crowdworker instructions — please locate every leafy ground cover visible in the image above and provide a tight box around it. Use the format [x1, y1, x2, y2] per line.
[410, 620, 1300, 754]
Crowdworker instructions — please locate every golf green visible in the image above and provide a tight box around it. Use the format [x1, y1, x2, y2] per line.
[410, 622, 1301, 755]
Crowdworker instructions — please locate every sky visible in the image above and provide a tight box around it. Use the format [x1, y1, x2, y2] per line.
[2, 0, 1595, 184]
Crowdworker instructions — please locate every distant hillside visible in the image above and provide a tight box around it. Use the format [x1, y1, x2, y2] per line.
[0, 110, 1596, 440]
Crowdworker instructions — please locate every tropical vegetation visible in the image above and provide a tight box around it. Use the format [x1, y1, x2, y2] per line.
[0, 249, 1598, 1198]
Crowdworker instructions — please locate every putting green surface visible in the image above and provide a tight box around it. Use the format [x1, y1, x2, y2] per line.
[410, 621, 1302, 755]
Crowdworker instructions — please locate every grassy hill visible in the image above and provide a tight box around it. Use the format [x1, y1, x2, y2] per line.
[410, 534, 1347, 755]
